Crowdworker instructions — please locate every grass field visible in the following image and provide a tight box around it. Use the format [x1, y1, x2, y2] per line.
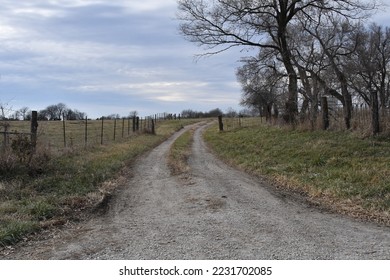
[0, 119, 201, 246]
[204, 121, 390, 225]
[1, 118, 163, 150]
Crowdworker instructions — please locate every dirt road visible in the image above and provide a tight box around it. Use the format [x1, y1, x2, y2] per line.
[3, 122, 390, 259]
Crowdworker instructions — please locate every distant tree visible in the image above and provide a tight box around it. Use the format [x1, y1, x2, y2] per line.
[225, 107, 238, 118]
[38, 109, 49, 121]
[44, 103, 68, 120]
[103, 114, 120, 120]
[25, 111, 32, 121]
[181, 109, 203, 118]
[239, 108, 257, 117]
[237, 59, 284, 121]
[0, 101, 13, 120]
[65, 109, 86, 120]
[17, 107, 30, 120]
[206, 108, 223, 117]
[128, 111, 138, 118]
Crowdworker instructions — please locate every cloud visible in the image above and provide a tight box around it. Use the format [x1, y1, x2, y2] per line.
[0, 0, 244, 118]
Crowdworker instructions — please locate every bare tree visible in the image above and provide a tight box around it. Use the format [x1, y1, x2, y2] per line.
[177, 0, 378, 124]
[65, 108, 86, 120]
[348, 24, 390, 110]
[237, 57, 284, 121]
[301, 13, 364, 129]
[0, 101, 13, 120]
[44, 103, 68, 120]
[128, 111, 138, 118]
[17, 107, 30, 120]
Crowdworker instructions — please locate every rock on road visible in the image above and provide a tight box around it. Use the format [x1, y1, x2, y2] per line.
[3, 122, 390, 259]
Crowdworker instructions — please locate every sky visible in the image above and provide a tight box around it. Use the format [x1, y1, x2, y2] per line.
[0, 0, 389, 119]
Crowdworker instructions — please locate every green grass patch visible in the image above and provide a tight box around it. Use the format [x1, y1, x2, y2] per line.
[0, 220, 39, 247]
[204, 123, 390, 224]
[0, 119, 201, 246]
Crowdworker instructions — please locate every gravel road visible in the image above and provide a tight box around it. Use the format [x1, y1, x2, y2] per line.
[3, 122, 390, 259]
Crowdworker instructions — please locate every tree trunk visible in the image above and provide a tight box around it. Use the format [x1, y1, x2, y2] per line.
[322, 97, 330, 130]
[342, 88, 352, 130]
[279, 25, 298, 124]
[285, 72, 299, 124]
[265, 104, 272, 122]
[218, 115, 224, 131]
[300, 98, 309, 123]
[371, 90, 380, 135]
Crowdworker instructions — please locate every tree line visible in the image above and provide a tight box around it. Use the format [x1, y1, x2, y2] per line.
[0, 103, 87, 121]
[178, 0, 389, 133]
[0, 104, 141, 121]
[181, 108, 224, 118]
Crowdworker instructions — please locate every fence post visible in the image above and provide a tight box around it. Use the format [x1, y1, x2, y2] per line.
[322, 97, 329, 130]
[101, 117, 104, 145]
[218, 115, 224, 131]
[85, 116, 88, 147]
[127, 118, 130, 136]
[30, 111, 38, 149]
[113, 118, 117, 141]
[2, 123, 9, 150]
[136, 117, 140, 131]
[151, 119, 155, 135]
[122, 118, 125, 138]
[62, 114, 66, 147]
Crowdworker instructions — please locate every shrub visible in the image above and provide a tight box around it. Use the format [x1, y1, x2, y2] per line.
[11, 134, 34, 164]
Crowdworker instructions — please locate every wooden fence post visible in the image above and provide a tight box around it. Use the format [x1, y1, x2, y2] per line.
[30, 111, 38, 149]
[218, 115, 224, 131]
[113, 118, 117, 141]
[132, 116, 136, 132]
[122, 118, 125, 138]
[136, 117, 140, 131]
[322, 97, 329, 130]
[127, 118, 130, 136]
[62, 114, 66, 147]
[151, 119, 155, 135]
[2, 123, 9, 150]
[101, 117, 104, 145]
[85, 116, 88, 147]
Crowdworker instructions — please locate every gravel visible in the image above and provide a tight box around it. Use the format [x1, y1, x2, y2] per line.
[3, 122, 389, 260]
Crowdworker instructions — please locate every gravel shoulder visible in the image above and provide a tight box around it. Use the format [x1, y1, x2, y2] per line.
[2, 122, 389, 260]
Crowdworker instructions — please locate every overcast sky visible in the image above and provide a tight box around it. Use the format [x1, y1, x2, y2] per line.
[0, 0, 389, 118]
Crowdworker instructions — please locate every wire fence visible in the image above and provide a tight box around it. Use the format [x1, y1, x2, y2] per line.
[218, 106, 390, 136]
[0, 112, 178, 154]
[217, 116, 264, 132]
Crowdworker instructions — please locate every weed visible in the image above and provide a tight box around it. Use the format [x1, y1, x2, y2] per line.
[11, 134, 34, 164]
[168, 129, 194, 175]
[0, 220, 39, 246]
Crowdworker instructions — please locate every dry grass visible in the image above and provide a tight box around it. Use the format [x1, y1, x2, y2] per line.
[1, 119, 156, 150]
[0, 119, 201, 247]
[204, 122, 390, 226]
[168, 128, 195, 175]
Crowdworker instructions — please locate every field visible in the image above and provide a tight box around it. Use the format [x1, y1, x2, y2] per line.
[0, 118, 200, 246]
[204, 120, 390, 225]
[1, 118, 159, 150]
